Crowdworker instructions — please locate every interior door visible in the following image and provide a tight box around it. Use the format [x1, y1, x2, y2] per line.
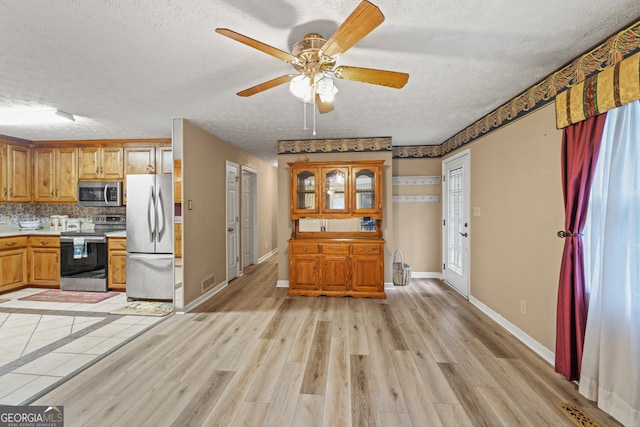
[442, 150, 470, 297]
[242, 168, 256, 269]
[226, 161, 240, 281]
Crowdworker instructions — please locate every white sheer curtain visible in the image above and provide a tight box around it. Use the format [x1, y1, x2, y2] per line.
[580, 100, 640, 426]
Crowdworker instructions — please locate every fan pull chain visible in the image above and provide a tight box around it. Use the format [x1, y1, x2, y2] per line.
[303, 100, 308, 131]
[312, 83, 317, 136]
[313, 101, 317, 136]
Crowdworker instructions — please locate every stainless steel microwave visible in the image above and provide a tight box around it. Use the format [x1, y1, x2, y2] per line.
[78, 181, 123, 207]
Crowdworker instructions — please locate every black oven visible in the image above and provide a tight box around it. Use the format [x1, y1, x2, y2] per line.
[60, 234, 108, 292]
[59, 214, 126, 292]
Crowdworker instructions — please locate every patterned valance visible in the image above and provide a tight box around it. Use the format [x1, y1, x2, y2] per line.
[556, 52, 640, 128]
[277, 137, 392, 155]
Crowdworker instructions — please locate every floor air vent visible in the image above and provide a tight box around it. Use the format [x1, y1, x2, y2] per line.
[201, 274, 216, 293]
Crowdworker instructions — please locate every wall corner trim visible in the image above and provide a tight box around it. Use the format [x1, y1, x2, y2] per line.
[469, 295, 555, 366]
[276, 280, 289, 288]
[258, 248, 279, 264]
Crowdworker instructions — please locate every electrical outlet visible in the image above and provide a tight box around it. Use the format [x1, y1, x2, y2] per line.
[520, 300, 527, 314]
[265, 242, 268, 249]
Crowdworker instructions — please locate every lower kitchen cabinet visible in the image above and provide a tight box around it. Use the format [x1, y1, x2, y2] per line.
[288, 239, 384, 298]
[108, 237, 127, 292]
[174, 223, 182, 258]
[28, 236, 60, 287]
[0, 236, 28, 293]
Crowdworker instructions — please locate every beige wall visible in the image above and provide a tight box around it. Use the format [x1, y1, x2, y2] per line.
[462, 103, 565, 351]
[391, 158, 442, 273]
[180, 120, 278, 308]
[277, 151, 394, 283]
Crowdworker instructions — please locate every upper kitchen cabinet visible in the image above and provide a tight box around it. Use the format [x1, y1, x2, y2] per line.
[123, 143, 172, 176]
[33, 147, 78, 202]
[0, 144, 32, 203]
[156, 146, 173, 174]
[78, 145, 123, 180]
[123, 143, 172, 203]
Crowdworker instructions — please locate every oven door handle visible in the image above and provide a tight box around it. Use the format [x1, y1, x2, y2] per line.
[60, 235, 107, 243]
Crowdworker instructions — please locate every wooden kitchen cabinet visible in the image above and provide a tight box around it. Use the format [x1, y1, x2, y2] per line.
[288, 239, 384, 298]
[156, 146, 173, 174]
[173, 160, 182, 203]
[289, 160, 383, 219]
[174, 223, 182, 258]
[288, 160, 385, 298]
[27, 236, 60, 287]
[78, 145, 123, 180]
[0, 236, 28, 293]
[123, 143, 172, 176]
[321, 166, 350, 215]
[123, 143, 172, 203]
[0, 144, 32, 203]
[33, 147, 78, 202]
[290, 166, 319, 217]
[108, 237, 127, 291]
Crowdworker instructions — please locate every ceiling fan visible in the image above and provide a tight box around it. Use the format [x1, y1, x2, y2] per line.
[215, 0, 409, 114]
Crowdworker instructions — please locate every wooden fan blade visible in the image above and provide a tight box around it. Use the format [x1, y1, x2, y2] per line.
[315, 93, 334, 114]
[320, 1, 385, 58]
[334, 65, 409, 88]
[216, 28, 298, 64]
[237, 74, 294, 97]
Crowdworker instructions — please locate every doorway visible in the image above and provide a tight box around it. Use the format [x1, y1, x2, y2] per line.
[241, 166, 258, 271]
[226, 161, 240, 282]
[442, 150, 470, 297]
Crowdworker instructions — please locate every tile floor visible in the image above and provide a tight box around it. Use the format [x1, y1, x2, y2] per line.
[0, 288, 170, 405]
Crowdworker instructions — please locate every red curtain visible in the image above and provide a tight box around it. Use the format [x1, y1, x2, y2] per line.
[555, 113, 607, 381]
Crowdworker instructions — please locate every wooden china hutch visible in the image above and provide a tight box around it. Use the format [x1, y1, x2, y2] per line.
[288, 160, 385, 298]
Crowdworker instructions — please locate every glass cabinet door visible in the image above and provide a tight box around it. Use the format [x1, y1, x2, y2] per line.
[352, 166, 380, 215]
[292, 168, 318, 214]
[322, 167, 349, 213]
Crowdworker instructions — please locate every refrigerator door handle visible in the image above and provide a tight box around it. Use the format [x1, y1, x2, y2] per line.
[147, 185, 155, 242]
[156, 184, 166, 241]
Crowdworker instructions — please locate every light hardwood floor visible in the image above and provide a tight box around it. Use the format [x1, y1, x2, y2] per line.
[35, 256, 621, 426]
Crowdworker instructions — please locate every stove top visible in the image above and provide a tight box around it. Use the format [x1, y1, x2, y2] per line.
[60, 214, 126, 237]
[60, 228, 124, 237]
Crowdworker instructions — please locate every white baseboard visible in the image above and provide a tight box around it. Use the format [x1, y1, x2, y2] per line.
[276, 280, 289, 288]
[411, 272, 443, 279]
[258, 248, 279, 264]
[469, 295, 555, 365]
[179, 281, 228, 313]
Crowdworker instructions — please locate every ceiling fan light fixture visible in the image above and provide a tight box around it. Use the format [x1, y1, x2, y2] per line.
[0, 108, 76, 125]
[289, 74, 338, 104]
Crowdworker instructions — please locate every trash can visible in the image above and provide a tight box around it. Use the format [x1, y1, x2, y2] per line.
[393, 250, 411, 286]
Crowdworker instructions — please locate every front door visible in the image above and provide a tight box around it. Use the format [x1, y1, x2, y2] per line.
[226, 161, 239, 282]
[442, 150, 470, 297]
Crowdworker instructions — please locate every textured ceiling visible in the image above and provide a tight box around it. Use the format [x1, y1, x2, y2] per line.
[0, 1, 639, 165]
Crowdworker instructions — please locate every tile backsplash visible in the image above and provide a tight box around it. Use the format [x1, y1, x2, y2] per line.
[0, 204, 126, 225]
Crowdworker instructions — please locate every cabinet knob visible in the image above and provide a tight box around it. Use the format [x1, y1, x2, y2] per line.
[41, 241, 50, 245]
[302, 247, 308, 252]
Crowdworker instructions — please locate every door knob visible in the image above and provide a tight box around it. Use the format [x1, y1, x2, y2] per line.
[460, 232, 468, 237]
[228, 228, 234, 232]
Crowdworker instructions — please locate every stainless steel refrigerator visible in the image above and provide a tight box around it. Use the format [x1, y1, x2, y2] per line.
[126, 174, 174, 301]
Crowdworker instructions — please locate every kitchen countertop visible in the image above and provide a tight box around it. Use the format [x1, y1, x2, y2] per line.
[0, 226, 126, 238]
